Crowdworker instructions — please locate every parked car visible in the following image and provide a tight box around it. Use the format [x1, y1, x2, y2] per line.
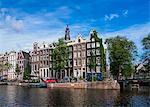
[45, 79, 57, 83]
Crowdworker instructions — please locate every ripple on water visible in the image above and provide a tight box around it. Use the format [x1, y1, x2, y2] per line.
[0, 85, 149, 107]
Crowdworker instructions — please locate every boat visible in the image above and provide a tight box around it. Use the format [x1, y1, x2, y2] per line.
[38, 83, 47, 88]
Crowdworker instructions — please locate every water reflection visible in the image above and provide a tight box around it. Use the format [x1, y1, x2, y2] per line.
[0, 86, 149, 107]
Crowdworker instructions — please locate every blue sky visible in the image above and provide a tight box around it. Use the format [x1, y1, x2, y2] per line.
[0, 0, 149, 57]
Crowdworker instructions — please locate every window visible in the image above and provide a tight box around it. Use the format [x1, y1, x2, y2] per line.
[87, 58, 90, 65]
[50, 64, 52, 68]
[47, 61, 49, 65]
[82, 44, 85, 49]
[47, 49, 49, 53]
[78, 52, 81, 57]
[82, 51, 85, 57]
[43, 50, 45, 54]
[69, 53, 72, 59]
[92, 38, 95, 42]
[37, 56, 39, 61]
[74, 52, 77, 58]
[96, 42, 100, 47]
[44, 69, 45, 77]
[35, 64, 37, 70]
[91, 43, 95, 48]
[92, 49, 95, 55]
[96, 66, 100, 72]
[41, 69, 42, 77]
[78, 45, 81, 50]
[74, 46, 77, 50]
[34, 46, 36, 50]
[47, 69, 49, 77]
[78, 39, 81, 42]
[78, 59, 81, 66]
[49, 56, 51, 61]
[70, 60, 73, 66]
[87, 43, 90, 48]
[87, 50, 91, 56]
[96, 49, 100, 55]
[40, 50, 42, 54]
[96, 57, 100, 65]
[51, 70, 53, 77]
[74, 59, 77, 66]
[82, 59, 85, 66]
[69, 47, 72, 51]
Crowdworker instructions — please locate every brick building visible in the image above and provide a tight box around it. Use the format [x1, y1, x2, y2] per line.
[17, 51, 30, 80]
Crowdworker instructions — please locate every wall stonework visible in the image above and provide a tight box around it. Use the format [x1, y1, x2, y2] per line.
[47, 80, 120, 89]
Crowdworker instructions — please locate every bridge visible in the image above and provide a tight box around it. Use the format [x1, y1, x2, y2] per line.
[118, 78, 150, 91]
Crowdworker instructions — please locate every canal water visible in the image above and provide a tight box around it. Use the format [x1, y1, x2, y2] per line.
[0, 86, 150, 107]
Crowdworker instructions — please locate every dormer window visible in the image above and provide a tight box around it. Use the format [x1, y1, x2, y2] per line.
[34, 46, 36, 50]
[78, 39, 81, 43]
[43, 45, 45, 48]
[92, 38, 95, 42]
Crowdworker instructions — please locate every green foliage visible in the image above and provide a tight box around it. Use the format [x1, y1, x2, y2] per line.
[79, 76, 83, 80]
[90, 30, 100, 41]
[23, 63, 31, 80]
[52, 38, 69, 75]
[93, 75, 97, 81]
[106, 36, 137, 79]
[15, 64, 20, 77]
[100, 38, 105, 74]
[89, 30, 106, 80]
[88, 52, 96, 70]
[0, 63, 12, 74]
[142, 34, 150, 72]
[89, 30, 105, 80]
[142, 34, 150, 51]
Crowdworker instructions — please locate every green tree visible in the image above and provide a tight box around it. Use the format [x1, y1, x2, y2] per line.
[0, 63, 12, 76]
[15, 64, 20, 80]
[88, 51, 96, 81]
[23, 63, 31, 80]
[106, 36, 137, 80]
[142, 34, 150, 72]
[52, 38, 69, 79]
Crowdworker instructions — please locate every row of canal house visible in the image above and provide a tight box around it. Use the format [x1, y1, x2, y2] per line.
[0, 26, 106, 81]
[0, 51, 30, 80]
[31, 26, 106, 81]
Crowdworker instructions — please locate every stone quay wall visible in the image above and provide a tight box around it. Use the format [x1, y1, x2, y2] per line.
[47, 80, 120, 90]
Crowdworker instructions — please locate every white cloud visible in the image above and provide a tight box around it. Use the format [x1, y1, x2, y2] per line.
[7, 17, 24, 31]
[104, 10, 128, 21]
[123, 10, 128, 17]
[0, 6, 148, 56]
[0, 9, 24, 32]
[45, 6, 72, 19]
[102, 22, 150, 52]
[104, 14, 119, 21]
[0, 8, 8, 15]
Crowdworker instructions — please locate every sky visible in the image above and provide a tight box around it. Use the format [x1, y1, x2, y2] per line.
[0, 0, 150, 57]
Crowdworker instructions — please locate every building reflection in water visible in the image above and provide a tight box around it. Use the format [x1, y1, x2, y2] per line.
[0, 86, 150, 106]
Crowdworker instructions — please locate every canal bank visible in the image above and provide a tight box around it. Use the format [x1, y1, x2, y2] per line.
[5, 80, 120, 89]
[7, 82, 47, 88]
[0, 82, 8, 85]
[47, 80, 120, 89]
